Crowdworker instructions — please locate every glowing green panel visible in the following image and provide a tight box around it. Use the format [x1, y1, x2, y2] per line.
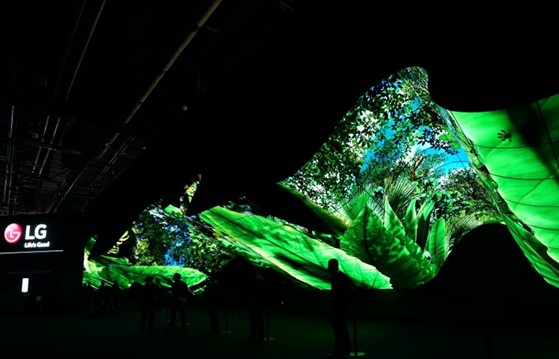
[503, 215, 559, 287]
[450, 94, 559, 286]
[199, 206, 392, 290]
[83, 237, 208, 291]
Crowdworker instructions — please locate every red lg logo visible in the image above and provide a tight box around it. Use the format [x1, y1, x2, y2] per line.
[4, 223, 22, 244]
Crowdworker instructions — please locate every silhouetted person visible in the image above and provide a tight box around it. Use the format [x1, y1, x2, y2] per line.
[328, 258, 353, 359]
[139, 276, 159, 333]
[168, 273, 190, 330]
[246, 265, 266, 343]
[108, 281, 121, 314]
[81, 283, 94, 313]
[95, 282, 110, 317]
[153, 278, 163, 314]
[154, 277, 171, 324]
[204, 276, 220, 334]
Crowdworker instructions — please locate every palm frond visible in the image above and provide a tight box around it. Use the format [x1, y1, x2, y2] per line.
[384, 177, 418, 218]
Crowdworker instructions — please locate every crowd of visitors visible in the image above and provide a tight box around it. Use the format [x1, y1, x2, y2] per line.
[78, 260, 303, 348]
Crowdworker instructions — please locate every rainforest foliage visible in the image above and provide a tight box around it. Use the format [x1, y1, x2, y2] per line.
[85, 67, 499, 290]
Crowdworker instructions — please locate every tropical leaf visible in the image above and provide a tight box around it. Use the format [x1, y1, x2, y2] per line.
[342, 190, 373, 222]
[341, 201, 436, 288]
[383, 196, 408, 242]
[84, 236, 208, 291]
[276, 183, 349, 236]
[118, 265, 207, 290]
[426, 217, 447, 269]
[199, 206, 391, 290]
[449, 96, 559, 287]
[403, 198, 418, 242]
[415, 199, 435, 249]
[340, 205, 379, 263]
[503, 215, 559, 288]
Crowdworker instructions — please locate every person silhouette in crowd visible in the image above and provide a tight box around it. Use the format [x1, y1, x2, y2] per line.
[328, 258, 353, 359]
[245, 265, 267, 343]
[108, 281, 121, 314]
[95, 281, 110, 317]
[154, 278, 165, 316]
[80, 283, 95, 313]
[204, 275, 220, 334]
[168, 272, 190, 330]
[139, 276, 159, 333]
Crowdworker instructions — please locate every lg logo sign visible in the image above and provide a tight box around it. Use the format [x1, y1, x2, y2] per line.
[4, 223, 22, 243]
[4, 223, 47, 244]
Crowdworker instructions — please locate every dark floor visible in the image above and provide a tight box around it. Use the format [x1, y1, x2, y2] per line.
[0, 295, 557, 359]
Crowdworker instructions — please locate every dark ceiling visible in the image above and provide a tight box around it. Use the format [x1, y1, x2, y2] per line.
[2, 1, 559, 255]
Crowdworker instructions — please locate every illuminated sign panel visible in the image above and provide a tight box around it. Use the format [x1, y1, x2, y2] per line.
[0, 218, 63, 255]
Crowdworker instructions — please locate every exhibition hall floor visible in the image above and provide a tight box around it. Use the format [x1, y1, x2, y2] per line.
[0, 299, 556, 359]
